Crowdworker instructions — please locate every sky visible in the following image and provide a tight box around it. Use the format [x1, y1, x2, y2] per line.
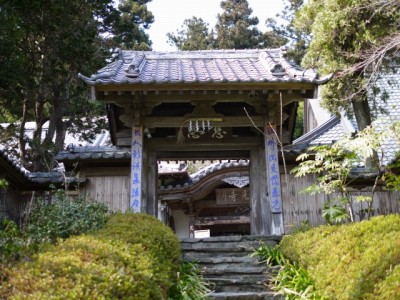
[147, 0, 285, 51]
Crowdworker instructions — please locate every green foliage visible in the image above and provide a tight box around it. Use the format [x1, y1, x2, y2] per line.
[109, 0, 154, 50]
[292, 121, 400, 223]
[265, 0, 308, 64]
[292, 143, 358, 222]
[215, 0, 260, 49]
[0, 219, 27, 263]
[292, 220, 312, 234]
[0, 0, 154, 171]
[168, 0, 286, 50]
[0, 213, 181, 299]
[168, 261, 212, 300]
[280, 214, 400, 299]
[167, 17, 215, 51]
[0, 179, 7, 190]
[295, 0, 400, 129]
[252, 244, 323, 299]
[0, 192, 110, 264]
[385, 153, 400, 191]
[27, 193, 109, 244]
[321, 200, 350, 225]
[252, 243, 286, 267]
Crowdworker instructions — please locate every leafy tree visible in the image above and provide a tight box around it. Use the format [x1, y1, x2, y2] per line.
[215, 0, 261, 49]
[292, 119, 400, 223]
[295, 0, 400, 130]
[108, 0, 154, 50]
[167, 17, 215, 50]
[0, 0, 115, 171]
[265, 0, 308, 64]
[0, 0, 154, 172]
[168, 0, 286, 51]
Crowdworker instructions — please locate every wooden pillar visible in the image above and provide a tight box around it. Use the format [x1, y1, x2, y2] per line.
[264, 125, 284, 235]
[250, 147, 271, 235]
[145, 150, 158, 216]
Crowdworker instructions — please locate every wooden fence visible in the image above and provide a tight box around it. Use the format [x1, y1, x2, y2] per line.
[281, 174, 400, 232]
[2, 171, 400, 232]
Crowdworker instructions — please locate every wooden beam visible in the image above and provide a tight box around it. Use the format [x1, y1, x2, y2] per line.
[146, 137, 263, 151]
[195, 215, 250, 226]
[100, 89, 311, 103]
[156, 150, 249, 160]
[94, 82, 316, 93]
[143, 116, 265, 128]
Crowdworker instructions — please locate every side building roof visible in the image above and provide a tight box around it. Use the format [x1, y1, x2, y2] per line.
[288, 72, 400, 166]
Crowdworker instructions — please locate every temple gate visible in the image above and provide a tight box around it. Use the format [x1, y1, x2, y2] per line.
[79, 48, 329, 235]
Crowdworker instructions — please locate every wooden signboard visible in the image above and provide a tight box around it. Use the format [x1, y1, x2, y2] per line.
[216, 188, 250, 206]
[265, 126, 282, 213]
[184, 126, 232, 140]
[130, 127, 143, 213]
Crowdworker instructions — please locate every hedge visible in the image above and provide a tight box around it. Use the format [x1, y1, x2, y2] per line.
[280, 214, 400, 300]
[0, 213, 181, 300]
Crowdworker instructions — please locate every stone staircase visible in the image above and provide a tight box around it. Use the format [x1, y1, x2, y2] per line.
[180, 235, 283, 300]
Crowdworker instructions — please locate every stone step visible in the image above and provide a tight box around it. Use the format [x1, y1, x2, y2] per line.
[204, 275, 269, 286]
[210, 291, 282, 300]
[180, 235, 282, 299]
[183, 255, 259, 265]
[183, 251, 252, 259]
[181, 241, 260, 251]
[202, 265, 266, 275]
[180, 235, 281, 244]
[206, 275, 270, 293]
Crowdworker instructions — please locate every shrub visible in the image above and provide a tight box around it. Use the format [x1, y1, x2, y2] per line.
[0, 213, 181, 300]
[167, 261, 212, 300]
[27, 193, 109, 243]
[252, 244, 323, 300]
[0, 219, 28, 263]
[280, 214, 400, 300]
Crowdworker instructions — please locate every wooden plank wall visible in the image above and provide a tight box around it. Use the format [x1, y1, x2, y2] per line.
[0, 189, 7, 220]
[282, 173, 400, 233]
[83, 175, 129, 212]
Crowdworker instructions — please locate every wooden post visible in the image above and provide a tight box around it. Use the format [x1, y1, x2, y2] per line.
[146, 150, 158, 216]
[130, 126, 143, 212]
[264, 125, 284, 235]
[250, 147, 271, 235]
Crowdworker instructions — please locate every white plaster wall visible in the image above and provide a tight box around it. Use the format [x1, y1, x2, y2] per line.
[172, 210, 190, 239]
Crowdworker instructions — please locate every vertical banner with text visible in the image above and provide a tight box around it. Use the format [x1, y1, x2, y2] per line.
[130, 127, 143, 213]
[265, 126, 282, 213]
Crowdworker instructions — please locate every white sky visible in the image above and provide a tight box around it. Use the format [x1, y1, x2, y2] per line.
[147, 0, 285, 51]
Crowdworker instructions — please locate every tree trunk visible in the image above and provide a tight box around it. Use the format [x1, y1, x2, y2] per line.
[351, 97, 372, 131]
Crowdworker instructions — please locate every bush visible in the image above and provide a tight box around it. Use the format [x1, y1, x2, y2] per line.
[167, 261, 212, 300]
[280, 214, 400, 300]
[0, 219, 28, 263]
[0, 194, 109, 265]
[0, 213, 181, 299]
[27, 193, 109, 243]
[252, 244, 322, 300]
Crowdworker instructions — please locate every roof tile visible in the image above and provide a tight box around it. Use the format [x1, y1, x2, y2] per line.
[79, 49, 330, 86]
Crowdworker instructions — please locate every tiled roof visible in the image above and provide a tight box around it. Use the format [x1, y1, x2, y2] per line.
[0, 146, 84, 186]
[27, 172, 86, 184]
[290, 72, 400, 166]
[0, 146, 29, 177]
[79, 48, 332, 86]
[159, 160, 249, 192]
[55, 146, 130, 161]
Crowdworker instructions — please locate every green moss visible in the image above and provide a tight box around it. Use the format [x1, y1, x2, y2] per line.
[0, 213, 181, 299]
[280, 214, 400, 300]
